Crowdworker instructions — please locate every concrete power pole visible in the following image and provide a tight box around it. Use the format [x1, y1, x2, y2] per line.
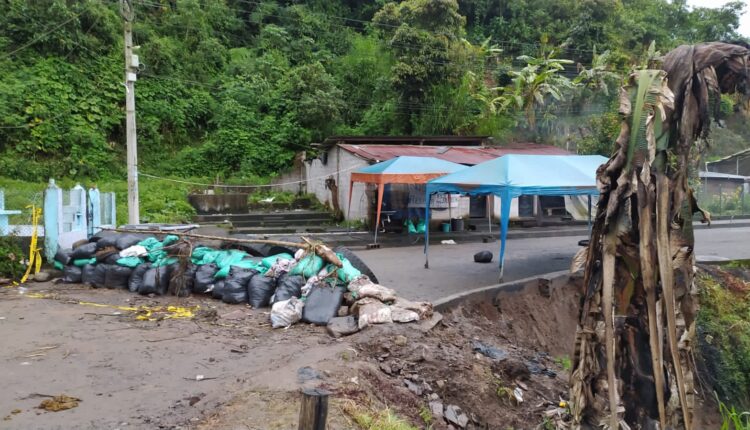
[121, 0, 140, 224]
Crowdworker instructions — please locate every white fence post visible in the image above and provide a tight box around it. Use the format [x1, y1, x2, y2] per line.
[43, 179, 63, 262]
[102, 192, 116, 227]
[88, 187, 101, 236]
[69, 184, 87, 232]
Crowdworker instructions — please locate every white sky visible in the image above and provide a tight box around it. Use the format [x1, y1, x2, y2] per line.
[686, 0, 750, 37]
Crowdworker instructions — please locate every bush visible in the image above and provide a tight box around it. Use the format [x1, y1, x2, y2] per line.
[0, 236, 26, 279]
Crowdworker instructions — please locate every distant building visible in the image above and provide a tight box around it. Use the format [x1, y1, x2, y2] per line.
[706, 148, 750, 176]
[272, 136, 572, 225]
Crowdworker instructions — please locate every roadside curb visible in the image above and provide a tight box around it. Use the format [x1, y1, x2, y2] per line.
[432, 270, 576, 312]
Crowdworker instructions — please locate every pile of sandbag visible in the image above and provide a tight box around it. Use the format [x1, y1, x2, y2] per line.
[54, 232, 432, 335]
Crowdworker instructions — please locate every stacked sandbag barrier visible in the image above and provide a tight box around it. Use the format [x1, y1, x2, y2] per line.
[54, 232, 432, 335]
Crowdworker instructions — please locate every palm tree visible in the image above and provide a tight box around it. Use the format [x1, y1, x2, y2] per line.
[570, 42, 750, 429]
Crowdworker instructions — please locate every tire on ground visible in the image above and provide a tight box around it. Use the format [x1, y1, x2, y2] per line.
[333, 246, 378, 284]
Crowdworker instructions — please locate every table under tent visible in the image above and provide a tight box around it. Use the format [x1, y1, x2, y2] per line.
[348, 156, 466, 245]
[424, 154, 608, 279]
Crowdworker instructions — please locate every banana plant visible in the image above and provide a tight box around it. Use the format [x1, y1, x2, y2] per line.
[570, 42, 750, 430]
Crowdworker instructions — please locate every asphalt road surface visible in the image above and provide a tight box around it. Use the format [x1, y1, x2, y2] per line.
[359, 226, 750, 301]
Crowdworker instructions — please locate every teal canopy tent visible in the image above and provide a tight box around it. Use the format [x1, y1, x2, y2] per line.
[424, 154, 607, 278]
[348, 156, 466, 244]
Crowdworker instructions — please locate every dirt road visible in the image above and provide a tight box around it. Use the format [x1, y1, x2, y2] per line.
[0, 283, 354, 429]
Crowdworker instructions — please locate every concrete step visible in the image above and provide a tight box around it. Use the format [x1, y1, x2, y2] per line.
[232, 225, 331, 234]
[194, 210, 333, 223]
[230, 217, 333, 228]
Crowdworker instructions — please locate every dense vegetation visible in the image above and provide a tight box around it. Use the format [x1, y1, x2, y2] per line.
[0, 0, 747, 184]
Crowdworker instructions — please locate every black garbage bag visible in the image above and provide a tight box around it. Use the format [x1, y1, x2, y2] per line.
[62, 265, 82, 283]
[71, 242, 98, 260]
[115, 234, 145, 250]
[302, 284, 344, 325]
[211, 280, 226, 300]
[103, 265, 133, 289]
[247, 274, 277, 308]
[474, 251, 493, 263]
[222, 268, 256, 304]
[139, 264, 173, 296]
[129, 263, 151, 293]
[272, 274, 305, 304]
[81, 264, 99, 286]
[54, 248, 73, 266]
[94, 233, 120, 249]
[103, 253, 121, 265]
[169, 264, 197, 297]
[193, 263, 218, 294]
[95, 246, 120, 263]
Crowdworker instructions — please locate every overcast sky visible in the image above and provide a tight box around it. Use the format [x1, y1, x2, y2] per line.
[686, 0, 750, 37]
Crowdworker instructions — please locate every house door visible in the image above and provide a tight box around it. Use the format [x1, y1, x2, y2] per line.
[469, 195, 487, 218]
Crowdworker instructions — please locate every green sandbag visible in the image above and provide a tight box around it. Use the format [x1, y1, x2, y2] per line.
[73, 257, 97, 267]
[53, 260, 64, 271]
[289, 254, 324, 278]
[261, 253, 294, 269]
[231, 258, 262, 271]
[337, 255, 361, 283]
[153, 256, 179, 267]
[214, 250, 249, 279]
[162, 235, 179, 246]
[191, 246, 219, 265]
[416, 219, 426, 234]
[138, 237, 161, 251]
[116, 256, 143, 268]
[406, 219, 417, 234]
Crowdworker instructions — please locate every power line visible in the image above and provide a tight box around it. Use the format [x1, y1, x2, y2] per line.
[0, 13, 82, 60]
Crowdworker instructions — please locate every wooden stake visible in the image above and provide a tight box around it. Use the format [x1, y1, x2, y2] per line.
[100, 228, 342, 267]
[298, 388, 330, 430]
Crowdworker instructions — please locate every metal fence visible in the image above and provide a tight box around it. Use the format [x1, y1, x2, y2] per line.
[695, 183, 750, 217]
[0, 180, 116, 261]
[0, 188, 43, 237]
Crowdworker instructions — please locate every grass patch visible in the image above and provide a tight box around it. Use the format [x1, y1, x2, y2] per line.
[341, 400, 420, 430]
[0, 176, 196, 225]
[717, 394, 750, 430]
[697, 270, 750, 408]
[554, 356, 572, 371]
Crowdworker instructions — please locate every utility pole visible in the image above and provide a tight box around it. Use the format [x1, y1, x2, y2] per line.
[121, 0, 140, 224]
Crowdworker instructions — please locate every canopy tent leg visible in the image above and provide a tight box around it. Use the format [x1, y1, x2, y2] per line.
[424, 190, 431, 268]
[498, 191, 512, 282]
[488, 196, 492, 233]
[373, 182, 384, 244]
[587, 194, 592, 232]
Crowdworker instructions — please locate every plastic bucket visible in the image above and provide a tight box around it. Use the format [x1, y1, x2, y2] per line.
[441, 222, 451, 233]
[451, 218, 464, 232]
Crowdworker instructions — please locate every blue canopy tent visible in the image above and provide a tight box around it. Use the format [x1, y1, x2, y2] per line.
[424, 154, 608, 278]
[348, 156, 466, 244]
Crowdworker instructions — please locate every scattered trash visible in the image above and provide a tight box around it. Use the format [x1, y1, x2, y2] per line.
[513, 387, 524, 403]
[38, 394, 80, 412]
[473, 251, 493, 263]
[471, 341, 508, 361]
[440, 240, 457, 245]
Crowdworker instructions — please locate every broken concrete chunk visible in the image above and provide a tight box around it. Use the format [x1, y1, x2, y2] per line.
[326, 316, 359, 338]
[429, 401, 444, 419]
[444, 404, 469, 428]
[404, 379, 423, 396]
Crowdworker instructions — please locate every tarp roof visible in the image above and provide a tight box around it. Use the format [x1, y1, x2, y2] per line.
[355, 156, 466, 175]
[426, 154, 607, 197]
[423, 154, 608, 278]
[340, 144, 570, 165]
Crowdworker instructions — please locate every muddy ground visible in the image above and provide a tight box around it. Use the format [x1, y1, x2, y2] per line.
[0, 266, 731, 429]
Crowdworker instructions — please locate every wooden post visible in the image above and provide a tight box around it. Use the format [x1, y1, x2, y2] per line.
[298, 388, 330, 430]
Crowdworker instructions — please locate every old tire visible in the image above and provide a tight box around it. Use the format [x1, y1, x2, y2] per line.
[333, 246, 378, 284]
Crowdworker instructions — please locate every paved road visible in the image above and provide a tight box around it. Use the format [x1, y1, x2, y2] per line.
[358, 227, 750, 301]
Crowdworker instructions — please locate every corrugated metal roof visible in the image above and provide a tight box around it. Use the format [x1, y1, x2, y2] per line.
[699, 170, 749, 180]
[339, 143, 571, 165]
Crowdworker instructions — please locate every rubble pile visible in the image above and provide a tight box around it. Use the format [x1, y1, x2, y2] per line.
[54, 232, 431, 334]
